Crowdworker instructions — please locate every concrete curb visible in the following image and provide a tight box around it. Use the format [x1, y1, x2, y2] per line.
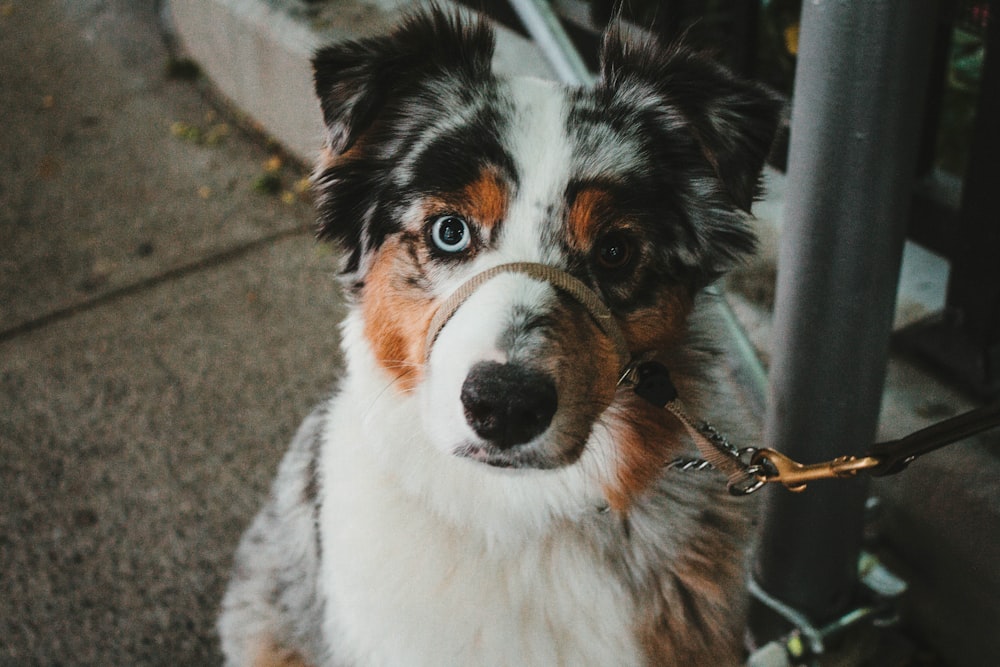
[169, 0, 325, 161]
[168, 0, 557, 163]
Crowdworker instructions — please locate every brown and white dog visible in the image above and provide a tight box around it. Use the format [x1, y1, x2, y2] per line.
[219, 7, 780, 666]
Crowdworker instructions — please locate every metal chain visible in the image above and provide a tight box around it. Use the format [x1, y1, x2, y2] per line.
[665, 457, 717, 473]
[660, 408, 767, 495]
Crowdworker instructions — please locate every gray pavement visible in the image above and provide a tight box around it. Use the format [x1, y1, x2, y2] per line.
[2, 1, 999, 666]
[1, 1, 344, 663]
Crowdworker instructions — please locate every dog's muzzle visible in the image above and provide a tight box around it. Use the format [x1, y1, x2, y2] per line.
[424, 262, 632, 378]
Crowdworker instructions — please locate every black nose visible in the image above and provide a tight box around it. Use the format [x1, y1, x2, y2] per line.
[460, 361, 558, 449]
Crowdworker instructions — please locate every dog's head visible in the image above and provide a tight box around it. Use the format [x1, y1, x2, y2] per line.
[312, 8, 779, 488]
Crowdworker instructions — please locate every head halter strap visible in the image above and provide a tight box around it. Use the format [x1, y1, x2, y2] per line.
[423, 262, 769, 492]
[424, 262, 632, 375]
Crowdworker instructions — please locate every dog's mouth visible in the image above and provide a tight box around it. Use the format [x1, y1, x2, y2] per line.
[454, 441, 576, 470]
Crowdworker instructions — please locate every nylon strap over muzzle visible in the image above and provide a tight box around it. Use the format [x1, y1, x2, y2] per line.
[424, 262, 632, 374]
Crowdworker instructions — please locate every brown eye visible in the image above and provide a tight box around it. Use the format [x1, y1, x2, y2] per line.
[595, 231, 634, 270]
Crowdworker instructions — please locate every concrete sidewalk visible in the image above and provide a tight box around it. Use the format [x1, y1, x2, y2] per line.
[2, 1, 997, 665]
[1, 1, 344, 663]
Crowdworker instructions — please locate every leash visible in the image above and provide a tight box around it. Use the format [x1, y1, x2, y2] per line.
[622, 359, 1000, 494]
[425, 262, 1000, 494]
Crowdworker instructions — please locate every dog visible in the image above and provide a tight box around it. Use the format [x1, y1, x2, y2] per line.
[219, 7, 780, 666]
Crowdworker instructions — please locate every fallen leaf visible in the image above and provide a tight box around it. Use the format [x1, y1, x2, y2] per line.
[253, 173, 282, 195]
[36, 155, 62, 179]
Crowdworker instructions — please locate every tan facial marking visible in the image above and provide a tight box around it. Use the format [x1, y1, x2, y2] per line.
[548, 302, 620, 429]
[603, 397, 687, 511]
[567, 187, 614, 251]
[461, 168, 508, 228]
[362, 237, 436, 392]
[621, 288, 693, 353]
[424, 167, 509, 231]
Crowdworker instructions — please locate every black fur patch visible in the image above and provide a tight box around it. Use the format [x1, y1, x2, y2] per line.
[596, 29, 782, 212]
[313, 7, 495, 154]
[312, 7, 500, 277]
[405, 114, 517, 198]
[563, 33, 783, 290]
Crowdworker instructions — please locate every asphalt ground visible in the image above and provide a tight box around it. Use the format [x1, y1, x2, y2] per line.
[1, 1, 346, 663]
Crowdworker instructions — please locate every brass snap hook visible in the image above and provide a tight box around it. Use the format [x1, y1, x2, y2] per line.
[750, 449, 883, 492]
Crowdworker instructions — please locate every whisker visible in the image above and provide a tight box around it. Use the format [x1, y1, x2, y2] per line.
[362, 371, 420, 419]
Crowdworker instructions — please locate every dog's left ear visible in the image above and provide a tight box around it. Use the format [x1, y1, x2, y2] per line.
[598, 30, 782, 212]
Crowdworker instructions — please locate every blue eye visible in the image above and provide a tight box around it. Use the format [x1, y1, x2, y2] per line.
[430, 215, 471, 254]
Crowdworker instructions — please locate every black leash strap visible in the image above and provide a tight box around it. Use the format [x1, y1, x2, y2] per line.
[867, 400, 1000, 476]
[744, 399, 1000, 492]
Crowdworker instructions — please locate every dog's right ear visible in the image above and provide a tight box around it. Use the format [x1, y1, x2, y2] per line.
[312, 7, 495, 154]
[311, 8, 495, 280]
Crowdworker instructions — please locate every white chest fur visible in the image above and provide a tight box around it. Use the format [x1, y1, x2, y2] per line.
[316, 380, 643, 667]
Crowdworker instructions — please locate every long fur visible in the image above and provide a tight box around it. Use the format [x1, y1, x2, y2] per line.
[219, 7, 781, 666]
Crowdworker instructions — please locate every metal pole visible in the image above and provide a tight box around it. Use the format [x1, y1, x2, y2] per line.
[507, 0, 593, 86]
[753, 0, 937, 631]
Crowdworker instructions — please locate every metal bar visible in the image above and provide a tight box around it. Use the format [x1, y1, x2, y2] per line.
[710, 290, 768, 413]
[724, 0, 760, 77]
[895, 4, 1000, 399]
[942, 10, 1000, 381]
[753, 0, 937, 631]
[506, 0, 592, 86]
